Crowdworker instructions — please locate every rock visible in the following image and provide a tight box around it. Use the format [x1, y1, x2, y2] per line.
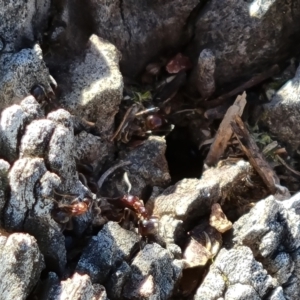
[120, 136, 171, 196]
[87, 0, 200, 77]
[0, 45, 53, 110]
[0, 232, 45, 300]
[59, 273, 107, 300]
[194, 266, 225, 300]
[0, 159, 10, 224]
[187, 0, 300, 87]
[74, 131, 114, 170]
[123, 243, 183, 300]
[58, 34, 123, 134]
[153, 160, 254, 220]
[261, 65, 300, 152]
[0, 0, 50, 51]
[4, 157, 67, 273]
[195, 49, 216, 99]
[195, 246, 273, 299]
[0, 96, 43, 162]
[224, 283, 261, 300]
[106, 261, 131, 300]
[76, 221, 140, 283]
[233, 195, 300, 297]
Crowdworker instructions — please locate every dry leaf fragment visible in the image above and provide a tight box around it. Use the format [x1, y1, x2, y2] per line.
[183, 238, 212, 267]
[209, 203, 232, 233]
[166, 53, 192, 74]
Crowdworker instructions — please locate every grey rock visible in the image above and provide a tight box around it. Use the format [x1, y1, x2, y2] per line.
[194, 266, 225, 300]
[76, 221, 139, 283]
[74, 131, 114, 170]
[0, 0, 50, 52]
[153, 160, 255, 223]
[195, 49, 216, 99]
[233, 195, 300, 298]
[262, 65, 300, 151]
[0, 45, 53, 109]
[88, 0, 199, 77]
[281, 274, 300, 300]
[4, 157, 67, 272]
[59, 273, 107, 300]
[0, 96, 43, 162]
[106, 261, 131, 300]
[267, 287, 286, 300]
[59, 34, 123, 134]
[216, 246, 273, 298]
[0, 159, 10, 223]
[0, 232, 45, 300]
[120, 136, 171, 197]
[264, 252, 294, 286]
[233, 196, 283, 257]
[224, 283, 260, 300]
[123, 243, 183, 300]
[188, 0, 300, 87]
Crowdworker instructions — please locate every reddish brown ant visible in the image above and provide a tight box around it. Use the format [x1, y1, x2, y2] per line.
[120, 194, 159, 237]
[50, 191, 92, 228]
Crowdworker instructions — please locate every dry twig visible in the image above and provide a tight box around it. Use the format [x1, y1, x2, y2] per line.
[231, 115, 280, 194]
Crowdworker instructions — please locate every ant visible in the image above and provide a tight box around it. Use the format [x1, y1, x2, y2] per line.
[117, 173, 159, 237]
[49, 191, 93, 229]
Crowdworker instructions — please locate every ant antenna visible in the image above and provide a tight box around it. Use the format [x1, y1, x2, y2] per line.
[123, 172, 132, 194]
[97, 160, 131, 190]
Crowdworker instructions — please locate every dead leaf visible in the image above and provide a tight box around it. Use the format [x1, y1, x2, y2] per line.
[209, 203, 232, 233]
[166, 53, 192, 74]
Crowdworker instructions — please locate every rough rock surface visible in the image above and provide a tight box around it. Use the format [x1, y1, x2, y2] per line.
[87, 0, 200, 77]
[117, 136, 171, 197]
[0, 96, 43, 162]
[153, 160, 254, 220]
[0, 232, 45, 300]
[76, 221, 140, 283]
[58, 34, 123, 133]
[0, 45, 53, 109]
[262, 65, 300, 152]
[58, 273, 108, 300]
[123, 243, 183, 300]
[2, 101, 91, 272]
[0, 0, 50, 52]
[194, 246, 273, 300]
[74, 131, 114, 170]
[187, 0, 300, 87]
[232, 195, 300, 297]
[0, 159, 10, 223]
[193, 193, 300, 299]
[4, 157, 66, 272]
[151, 160, 259, 245]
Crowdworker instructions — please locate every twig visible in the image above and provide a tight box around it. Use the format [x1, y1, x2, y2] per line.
[110, 105, 139, 142]
[200, 65, 279, 108]
[97, 161, 132, 190]
[275, 155, 300, 176]
[231, 115, 280, 194]
[205, 92, 247, 166]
